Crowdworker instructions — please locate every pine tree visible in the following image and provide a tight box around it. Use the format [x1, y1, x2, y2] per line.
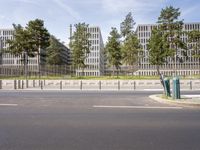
[120, 12, 135, 38]
[157, 6, 187, 75]
[105, 27, 122, 76]
[26, 19, 50, 76]
[70, 23, 91, 76]
[122, 33, 141, 74]
[7, 24, 36, 79]
[120, 12, 140, 75]
[148, 28, 170, 76]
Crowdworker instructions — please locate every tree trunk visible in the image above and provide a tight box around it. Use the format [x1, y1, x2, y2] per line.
[156, 65, 165, 89]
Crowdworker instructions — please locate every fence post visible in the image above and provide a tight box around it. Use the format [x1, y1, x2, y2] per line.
[60, 81, 62, 90]
[0, 80, 2, 89]
[99, 81, 101, 90]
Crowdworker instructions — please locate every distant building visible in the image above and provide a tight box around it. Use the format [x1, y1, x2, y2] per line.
[0, 37, 2, 64]
[135, 23, 200, 76]
[0, 29, 42, 71]
[0, 28, 71, 76]
[75, 26, 104, 76]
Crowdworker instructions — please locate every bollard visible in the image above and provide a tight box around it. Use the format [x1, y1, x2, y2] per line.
[0, 80, 2, 89]
[26, 80, 28, 88]
[33, 80, 35, 87]
[60, 81, 62, 90]
[22, 80, 24, 89]
[80, 80, 82, 90]
[41, 81, 43, 90]
[190, 80, 192, 90]
[14, 80, 17, 90]
[18, 80, 21, 89]
[134, 81, 136, 90]
[118, 81, 120, 90]
[99, 81, 101, 90]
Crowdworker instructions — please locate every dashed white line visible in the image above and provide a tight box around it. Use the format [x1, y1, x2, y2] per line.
[0, 104, 18, 106]
[93, 105, 183, 109]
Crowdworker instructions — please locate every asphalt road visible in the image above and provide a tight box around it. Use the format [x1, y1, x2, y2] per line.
[0, 90, 200, 150]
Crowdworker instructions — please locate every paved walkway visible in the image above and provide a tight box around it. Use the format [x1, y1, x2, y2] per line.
[150, 94, 200, 107]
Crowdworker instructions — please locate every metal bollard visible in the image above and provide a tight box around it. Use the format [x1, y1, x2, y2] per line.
[26, 80, 28, 88]
[99, 81, 101, 90]
[18, 80, 21, 89]
[14, 80, 17, 90]
[190, 80, 192, 90]
[33, 80, 35, 87]
[118, 81, 120, 90]
[22, 80, 24, 89]
[41, 81, 43, 90]
[134, 81, 136, 90]
[60, 81, 62, 90]
[80, 80, 82, 90]
[0, 80, 2, 89]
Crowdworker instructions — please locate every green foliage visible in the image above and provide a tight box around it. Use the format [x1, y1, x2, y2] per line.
[7, 19, 50, 58]
[26, 19, 50, 51]
[120, 12, 135, 38]
[148, 28, 169, 65]
[155, 5, 188, 77]
[157, 6, 187, 60]
[46, 35, 67, 65]
[7, 24, 35, 57]
[70, 23, 91, 71]
[122, 33, 141, 68]
[147, 28, 170, 75]
[105, 27, 122, 75]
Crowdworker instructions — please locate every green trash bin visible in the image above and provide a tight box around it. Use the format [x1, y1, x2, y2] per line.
[172, 77, 180, 99]
[164, 78, 171, 97]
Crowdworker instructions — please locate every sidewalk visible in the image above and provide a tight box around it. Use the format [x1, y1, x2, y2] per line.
[149, 94, 200, 107]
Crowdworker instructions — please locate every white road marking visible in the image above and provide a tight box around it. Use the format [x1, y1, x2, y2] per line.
[93, 105, 183, 109]
[0, 104, 18, 106]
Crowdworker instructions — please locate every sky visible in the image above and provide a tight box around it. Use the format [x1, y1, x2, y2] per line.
[0, 0, 200, 45]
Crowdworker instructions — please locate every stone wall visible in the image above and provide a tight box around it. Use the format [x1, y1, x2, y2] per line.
[0, 79, 199, 90]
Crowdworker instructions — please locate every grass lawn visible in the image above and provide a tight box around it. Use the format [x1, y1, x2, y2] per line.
[0, 75, 200, 80]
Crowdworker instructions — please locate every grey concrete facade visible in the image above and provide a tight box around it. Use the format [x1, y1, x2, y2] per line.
[76, 27, 104, 76]
[135, 23, 200, 76]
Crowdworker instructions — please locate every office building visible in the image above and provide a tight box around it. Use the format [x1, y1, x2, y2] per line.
[0, 28, 71, 75]
[135, 23, 200, 76]
[0, 29, 41, 71]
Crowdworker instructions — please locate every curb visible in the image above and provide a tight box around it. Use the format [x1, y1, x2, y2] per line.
[149, 95, 200, 108]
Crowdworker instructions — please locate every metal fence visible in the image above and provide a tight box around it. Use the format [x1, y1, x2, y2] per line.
[0, 65, 72, 78]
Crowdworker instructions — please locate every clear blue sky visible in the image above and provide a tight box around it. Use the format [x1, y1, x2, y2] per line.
[0, 0, 200, 45]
